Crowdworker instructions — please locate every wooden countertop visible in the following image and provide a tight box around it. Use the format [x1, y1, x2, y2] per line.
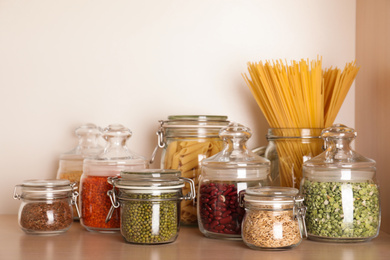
[0, 214, 389, 260]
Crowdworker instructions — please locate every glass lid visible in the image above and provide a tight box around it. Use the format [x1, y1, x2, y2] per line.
[244, 186, 302, 203]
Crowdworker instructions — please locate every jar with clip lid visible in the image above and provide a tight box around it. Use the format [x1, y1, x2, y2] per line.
[240, 186, 307, 250]
[13, 179, 79, 235]
[57, 123, 103, 219]
[197, 122, 270, 239]
[106, 169, 196, 244]
[80, 124, 148, 232]
[152, 115, 230, 225]
[301, 124, 380, 242]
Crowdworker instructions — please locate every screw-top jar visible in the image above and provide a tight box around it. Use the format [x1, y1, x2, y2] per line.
[13, 179, 79, 235]
[57, 123, 103, 219]
[106, 169, 195, 244]
[198, 122, 270, 239]
[80, 124, 148, 232]
[241, 186, 306, 250]
[155, 115, 230, 225]
[301, 124, 380, 242]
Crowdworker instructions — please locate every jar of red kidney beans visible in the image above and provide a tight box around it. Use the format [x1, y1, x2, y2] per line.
[79, 124, 148, 233]
[198, 122, 270, 239]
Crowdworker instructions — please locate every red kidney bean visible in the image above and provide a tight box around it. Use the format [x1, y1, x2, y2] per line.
[199, 182, 245, 236]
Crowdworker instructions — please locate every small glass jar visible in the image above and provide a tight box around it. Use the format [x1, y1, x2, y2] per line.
[198, 122, 270, 239]
[155, 115, 230, 225]
[240, 186, 306, 250]
[106, 169, 195, 244]
[80, 124, 148, 232]
[57, 123, 103, 219]
[13, 179, 79, 235]
[301, 124, 380, 242]
[253, 128, 323, 188]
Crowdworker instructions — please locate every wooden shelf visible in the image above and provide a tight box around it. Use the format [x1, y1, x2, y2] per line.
[1, 214, 389, 260]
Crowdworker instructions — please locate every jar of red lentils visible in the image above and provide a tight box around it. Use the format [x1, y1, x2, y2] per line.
[197, 122, 270, 239]
[79, 124, 148, 232]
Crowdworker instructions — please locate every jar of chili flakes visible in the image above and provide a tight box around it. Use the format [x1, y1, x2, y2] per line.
[198, 122, 270, 239]
[80, 124, 148, 232]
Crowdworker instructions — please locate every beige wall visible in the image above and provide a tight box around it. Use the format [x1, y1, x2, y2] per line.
[356, 0, 390, 232]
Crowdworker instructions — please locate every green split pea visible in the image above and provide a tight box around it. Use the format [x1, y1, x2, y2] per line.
[302, 180, 380, 239]
[121, 193, 179, 244]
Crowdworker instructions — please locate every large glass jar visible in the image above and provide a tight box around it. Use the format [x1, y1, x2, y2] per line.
[156, 115, 230, 225]
[106, 169, 195, 244]
[301, 124, 380, 242]
[198, 122, 270, 239]
[57, 123, 103, 219]
[254, 128, 323, 188]
[80, 124, 148, 232]
[241, 186, 306, 250]
[13, 179, 79, 235]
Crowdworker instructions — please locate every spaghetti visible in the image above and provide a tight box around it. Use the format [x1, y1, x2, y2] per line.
[243, 58, 359, 187]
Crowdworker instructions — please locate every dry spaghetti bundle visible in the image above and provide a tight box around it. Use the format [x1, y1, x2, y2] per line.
[243, 58, 359, 187]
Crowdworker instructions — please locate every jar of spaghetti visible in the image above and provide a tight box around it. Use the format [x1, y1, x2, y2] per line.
[106, 169, 195, 244]
[80, 124, 148, 232]
[57, 123, 103, 220]
[198, 122, 270, 239]
[240, 186, 306, 250]
[253, 128, 323, 188]
[13, 179, 79, 235]
[301, 124, 380, 242]
[154, 115, 229, 225]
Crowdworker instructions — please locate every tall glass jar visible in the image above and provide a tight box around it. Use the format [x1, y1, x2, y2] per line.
[106, 169, 195, 244]
[13, 179, 79, 235]
[198, 122, 270, 239]
[301, 124, 380, 242]
[80, 124, 148, 232]
[57, 123, 103, 220]
[156, 115, 230, 225]
[254, 128, 323, 188]
[240, 186, 306, 250]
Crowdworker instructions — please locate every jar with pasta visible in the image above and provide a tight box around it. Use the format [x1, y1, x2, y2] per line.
[56, 123, 103, 220]
[155, 115, 229, 225]
[198, 122, 270, 239]
[80, 124, 148, 232]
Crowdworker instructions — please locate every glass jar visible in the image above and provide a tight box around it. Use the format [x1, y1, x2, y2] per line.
[106, 169, 195, 244]
[57, 123, 103, 220]
[301, 124, 380, 242]
[13, 179, 79, 235]
[254, 128, 323, 188]
[240, 186, 306, 250]
[80, 124, 148, 232]
[155, 115, 230, 225]
[198, 122, 270, 239]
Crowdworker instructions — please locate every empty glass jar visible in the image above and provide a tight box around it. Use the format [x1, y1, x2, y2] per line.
[301, 124, 380, 242]
[106, 169, 195, 244]
[13, 179, 79, 235]
[198, 122, 270, 239]
[241, 186, 306, 250]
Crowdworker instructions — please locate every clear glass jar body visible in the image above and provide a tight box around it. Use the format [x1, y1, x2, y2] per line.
[79, 124, 148, 232]
[198, 122, 270, 239]
[258, 128, 323, 188]
[301, 125, 380, 242]
[158, 115, 229, 225]
[107, 169, 195, 244]
[13, 179, 77, 235]
[241, 187, 305, 250]
[57, 123, 103, 220]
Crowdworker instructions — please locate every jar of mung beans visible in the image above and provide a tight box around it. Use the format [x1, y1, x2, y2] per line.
[106, 169, 195, 244]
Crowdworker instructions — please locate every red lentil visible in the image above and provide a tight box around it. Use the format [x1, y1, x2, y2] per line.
[80, 175, 120, 230]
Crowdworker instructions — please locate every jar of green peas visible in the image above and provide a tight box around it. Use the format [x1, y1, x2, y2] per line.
[301, 124, 380, 242]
